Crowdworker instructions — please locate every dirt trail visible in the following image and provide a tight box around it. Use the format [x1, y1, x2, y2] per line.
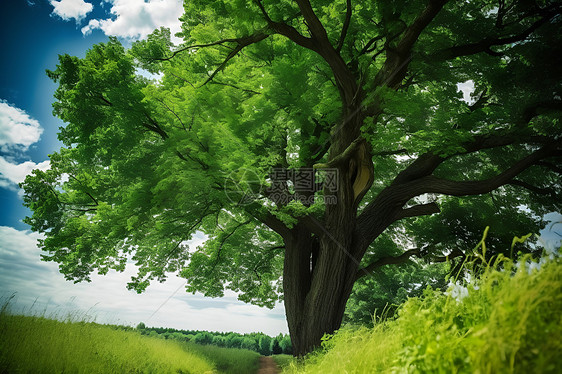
[257, 356, 280, 374]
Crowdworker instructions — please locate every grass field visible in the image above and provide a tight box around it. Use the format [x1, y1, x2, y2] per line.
[0, 308, 260, 374]
[185, 342, 260, 374]
[285, 254, 562, 373]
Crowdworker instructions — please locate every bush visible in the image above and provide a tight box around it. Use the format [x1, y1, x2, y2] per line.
[258, 335, 272, 355]
[287, 242, 562, 373]
[271, 338, 283, 355]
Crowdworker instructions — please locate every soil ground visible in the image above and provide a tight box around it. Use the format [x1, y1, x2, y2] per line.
[257, 356, 280, 374]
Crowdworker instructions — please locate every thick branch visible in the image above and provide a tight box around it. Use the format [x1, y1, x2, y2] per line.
[468, 91, 488, 112]
[383, 98, 555, 185]
[310, 140, 331, 164]
[407, 141, 561, 198]
[355, 140, 560, 257]
[521, 99, 562, 124]
[395, 0, 450, 57]
[356, 248, 420, 280]
[335, 0, 352, 52]
[433, 6, 561, 59]
[154, 30, 268, 61]
[294, 0, 331, 41]
[356, 246, 466, 280]
[201, 32, 270, 86]
[297, 215, 326, 238]
[142, 113, 169, 140]
[270, 21, 316, 50]
[391, 152, 444, 185]
[391, 133, 544, 186]
[291, 0, 361, 110]
[358, 35, 384, 56]
[258, 0, 360, 124]
[508, 179, 557, 197]
[374, 0, 449, 88]
[254, 0, 315, 50]
[244, 202, 292, 239]
[394, 202, 441, 221]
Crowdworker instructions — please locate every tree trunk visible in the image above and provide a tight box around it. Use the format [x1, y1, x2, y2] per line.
[283, 224, 359, 356]
[283, 115, 372, 355]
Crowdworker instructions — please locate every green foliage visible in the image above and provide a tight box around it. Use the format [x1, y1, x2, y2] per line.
[194, 331, 214, 345]
[344, 258, 448, 326]
[21, 0, 562, 316]
[286, 247, 562, 373]
[258, 334, 273, 355]
[345, 211, 545, 327]
[278, 333, 293, 356]
[271, 338, 283, 355]
[405, 197, 542, 260]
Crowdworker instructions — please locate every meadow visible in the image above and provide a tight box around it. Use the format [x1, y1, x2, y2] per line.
[2, 237, 560, 373]
[0, 308, 260, 374]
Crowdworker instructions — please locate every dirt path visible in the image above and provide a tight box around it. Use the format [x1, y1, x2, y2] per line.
[257, 356, 280, 374]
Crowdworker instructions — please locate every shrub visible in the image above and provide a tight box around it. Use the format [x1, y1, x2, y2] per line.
[287, 235, 562, 373]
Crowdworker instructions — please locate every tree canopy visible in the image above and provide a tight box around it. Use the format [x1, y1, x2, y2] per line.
[22, 0, 561, 355]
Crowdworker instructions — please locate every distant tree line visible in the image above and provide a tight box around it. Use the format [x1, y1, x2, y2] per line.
[135, 322, 292, 355]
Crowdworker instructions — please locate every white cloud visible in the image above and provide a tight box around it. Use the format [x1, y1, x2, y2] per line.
[82, 0, 183, 43]
[0, 227, 288, 336]
[49, 0, 93, 22]
[0, 157, 50, 191]
[0, 102, 49, 192]
[0, 101, 43, 153]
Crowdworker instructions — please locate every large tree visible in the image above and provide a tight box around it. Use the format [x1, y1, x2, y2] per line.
[22, 0, 561, 355]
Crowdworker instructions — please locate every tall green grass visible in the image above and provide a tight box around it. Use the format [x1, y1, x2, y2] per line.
[183, 342, 260, 374]
[286, 246, 562, 373]
[272, 354, 294, 370]
[0, 313, 215, 373]
[0, 305, 260, 373]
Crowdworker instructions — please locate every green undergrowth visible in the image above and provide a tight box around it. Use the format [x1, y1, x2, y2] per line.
[0, 310, 259, 374]
[287, 236, 562, 373]
[273, 354, 295, 370]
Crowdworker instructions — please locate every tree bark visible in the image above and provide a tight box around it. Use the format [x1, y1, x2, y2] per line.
[283, 108, 374, 355]
[283, 221, 359, 356]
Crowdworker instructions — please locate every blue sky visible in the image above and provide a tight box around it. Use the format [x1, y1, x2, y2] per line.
[0, 1, 107, 229]
[0, 0, 288, 336]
